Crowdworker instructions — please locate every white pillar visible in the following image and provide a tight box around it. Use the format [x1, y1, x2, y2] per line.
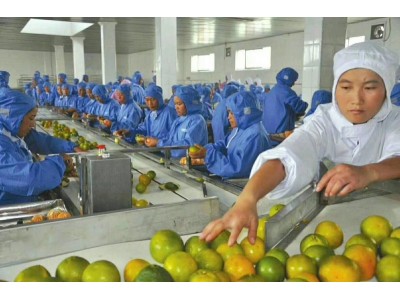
[71, 36, 86, 81]
[54, 45, 66, 79]
[302, 17, 347, 104]
[98, 21, 117, 84]
[155, 17, 177, 99]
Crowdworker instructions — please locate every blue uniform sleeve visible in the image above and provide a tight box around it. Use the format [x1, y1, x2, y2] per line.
[25, 130, 76, 154]
[0, 145, 66, 197]
[285, 90, 309, 114]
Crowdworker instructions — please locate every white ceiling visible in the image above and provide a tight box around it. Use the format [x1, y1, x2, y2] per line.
[0, 17, 380, 55]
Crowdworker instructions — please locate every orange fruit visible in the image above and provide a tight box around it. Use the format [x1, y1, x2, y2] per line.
[240, 236, 266, 264]
[184, 236, 209, 258]
[256, 216, 270, 241]
[189, 269, 220, 282]
[376, 255, 400, 282]
[164, 251, 198, 282]
[286, 254, 317, 279]
[237, 274, 266, 282]
[223, 254, 256, 281]
[265, 248, 290, 266]
[213, 271, 231, 282]
[56, 211, 72, 219]
[300, 233, 330, 254]
[56, 256, 90, 282]
[345, 233, 377, 254]
[139, 174, 152, 186]
[318, 255, 361, 282]
[314, 220, 344, 249]
[124, 258, 150, 282]
[390, 227, 400, 239]
[14, 265, 51, 282]
[31, 215, 45, 223]
[135, 183, 147, 194]
[82, 260, 121, 282]
[379, 237, 400, 257]
[256, 256, 285, 282]
[360, 215, 392, 245]
[150, 229, 184, 263]
[293, 272, 320, 282]
[210, 230, 231, 250]
[135, 264, 173, 282]
[269, 204, 285, 218]
[194, 248, 223, 271]
[216, 242, 244, 261]
[303, 245, 335, 266]
[343, 244, 377, 281]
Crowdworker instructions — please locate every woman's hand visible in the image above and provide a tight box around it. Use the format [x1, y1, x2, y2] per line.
[316, 164, 375, 197]
[189, 144, 206, 159]
[200, 195, 259, 246]
[145, 137, 158, 147]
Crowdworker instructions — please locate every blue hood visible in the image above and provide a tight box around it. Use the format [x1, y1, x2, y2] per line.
[226, 91, 262, 130]
[306, 90, 332, 117]
[132, 72, 143, 85]
[0, 71, 10, 88]
[391, 82, 400, 100]
[116, 84, 133, 104]
[202, 87, 211, 98]
[276, 67, 298, 87]
[175, 85, 202, 114]
[145, 84, 165, 109]
[223, 82, 240, 99]
[86, 83, 97, 91]
[0, 90, 36, 136]
[93, 85, 111, 103]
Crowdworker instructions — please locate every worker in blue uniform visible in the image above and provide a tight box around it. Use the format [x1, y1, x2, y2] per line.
[0, 86, 81, 205]
[189, 91, 271, 179]
[391, 82, 400, 106]
[303, 89, 332, 122]
[261, 67, 308, 143]
[211, 82, 240, 142]
[131, 72, 146, 105]
[111, 84, 143, 141]
[145, 85, 208, 158]
[92, 84, 120, 134]
[127, 84, 177, 143]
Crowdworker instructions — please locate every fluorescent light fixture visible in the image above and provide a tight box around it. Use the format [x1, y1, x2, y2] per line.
[21, 18, 93, 36]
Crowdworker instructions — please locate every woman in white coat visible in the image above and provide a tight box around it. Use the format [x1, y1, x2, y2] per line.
[201, 41, 400, 246]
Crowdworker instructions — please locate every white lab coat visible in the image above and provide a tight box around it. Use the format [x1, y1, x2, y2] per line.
[251, 102, 400, 199]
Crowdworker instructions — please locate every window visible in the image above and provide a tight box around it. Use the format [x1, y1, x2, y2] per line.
[191, 53, 215, 72]
[235, 47, 271, 71]
[345, 36, 365, 47]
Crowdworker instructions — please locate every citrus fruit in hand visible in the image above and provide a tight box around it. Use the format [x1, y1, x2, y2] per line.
[265, 248, 290, 266]
[185, 236, 209, 258]
[150, 229, 184, 263]
[345, 233, 377, 254]
[194, 248, 223, 271]
[360, 215, 392, 245]
[124, 258, 150, 282]
[56, 256, 90, 282]
[318, 255, 361, 282]
[82, 260, 121, 282]
[256, 256, 285, 282]
[189, 269, 220, 282]
[139, 174, 152, 186]
[303, 245, 335, 266]
[210, 230, 230, 250]
[314, 220, 344, 249]
[135, 264, 174, 282]
[216, 242, 244, 261]
[379, 237, 400, 257]
[269, 204, 285, 218]
[286, 254, 317, 279]
[14, 265, 51, 282]
[240, 236, 266, 264]
[376, 255, 400, 282]
[300, 233, 330, 253]
[223, 254, 256, 281]
[164, 251, 198, 282]
[147, 170, 156, 180]
[343, 244, 377, 281]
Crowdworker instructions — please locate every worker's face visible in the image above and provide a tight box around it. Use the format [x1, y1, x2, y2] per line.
[57, 86, 62, 95]
[114, 90, 126, 105]
[146, 97, 159, 111]
[19, 107, 38, 138]
[78, 88, 86, 97]
[86, 89, 94, 99]
[335, 69, 386, 124]
[228, 110, 238, 128]
[62, 88, 70, 96]
[44, 86, 51, 93]
[174, 97, 187, 116]
[94, 95, 104, 104]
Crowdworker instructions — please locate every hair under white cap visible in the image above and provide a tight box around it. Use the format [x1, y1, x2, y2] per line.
[332, 41, 400, 121]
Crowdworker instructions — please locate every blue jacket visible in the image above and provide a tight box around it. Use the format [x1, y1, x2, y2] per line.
[0, 89, 75, 204]
[205, 91, 271, 179]
[305, 90, 332, 117]
[93, 85, 120, 133]
[391, 82, 400, 106]
[261, 67, 308, 135]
